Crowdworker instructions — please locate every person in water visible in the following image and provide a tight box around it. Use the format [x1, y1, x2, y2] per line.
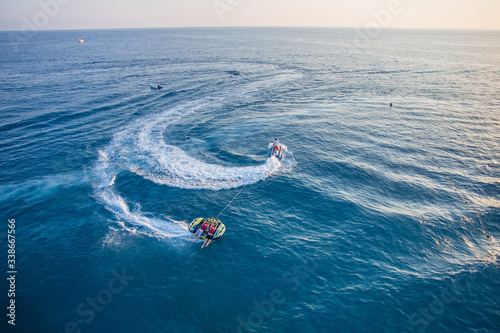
[189, 219, 209, 241]
[202, 221, 218, 248]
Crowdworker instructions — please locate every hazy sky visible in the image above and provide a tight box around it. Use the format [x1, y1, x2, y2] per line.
[1, 0, 499, 31]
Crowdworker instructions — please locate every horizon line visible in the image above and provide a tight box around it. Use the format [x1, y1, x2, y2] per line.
[2, 25, 500, 34]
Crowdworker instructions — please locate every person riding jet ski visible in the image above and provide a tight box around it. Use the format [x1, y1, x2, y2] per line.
[272, 138, 282, 158]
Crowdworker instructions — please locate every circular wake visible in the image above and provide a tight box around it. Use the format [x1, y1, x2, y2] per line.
[91, 70, 299, 238]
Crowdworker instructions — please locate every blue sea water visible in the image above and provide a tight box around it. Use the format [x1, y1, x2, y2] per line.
[0, 27, 499, 333]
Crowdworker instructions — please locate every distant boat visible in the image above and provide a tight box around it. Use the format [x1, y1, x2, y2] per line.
[78, 39, 84, 43]
[150, 83, 163, 90]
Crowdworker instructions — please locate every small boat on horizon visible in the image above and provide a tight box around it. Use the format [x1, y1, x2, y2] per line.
[78, 39, 84, 43]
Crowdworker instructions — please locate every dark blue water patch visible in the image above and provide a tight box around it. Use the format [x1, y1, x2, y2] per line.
[1, 28, 499, 333]
[482, 208, 500, 237]
[225, 70, 241, 76]
[397, 266, 500, 333]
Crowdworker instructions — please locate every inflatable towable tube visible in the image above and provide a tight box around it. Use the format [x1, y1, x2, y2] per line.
[188, 217, 226, 240]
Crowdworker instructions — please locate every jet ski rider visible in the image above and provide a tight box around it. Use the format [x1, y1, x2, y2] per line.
[273, 138, 280, 153]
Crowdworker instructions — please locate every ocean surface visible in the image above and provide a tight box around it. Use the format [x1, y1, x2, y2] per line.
[0, 27, 499, 333]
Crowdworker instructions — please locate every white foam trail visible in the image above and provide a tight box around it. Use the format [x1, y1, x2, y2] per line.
[93, 151, 190, 239]
[91, 71, 299, 238]
[0, 171, 86, 202]
[267, 143, 297, 172]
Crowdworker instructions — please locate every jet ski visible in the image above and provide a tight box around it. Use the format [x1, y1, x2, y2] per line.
[188, 217, 225, 240]
[272, 145, 282, 158]
[150, 83, 163, 90]
[271, 143, 283, 159]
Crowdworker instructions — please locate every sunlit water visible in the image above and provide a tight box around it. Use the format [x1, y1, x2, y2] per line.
[0, 28, 499, 333]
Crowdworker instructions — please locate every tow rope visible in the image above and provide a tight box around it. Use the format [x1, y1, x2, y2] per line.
[216, 184, 248, 219]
